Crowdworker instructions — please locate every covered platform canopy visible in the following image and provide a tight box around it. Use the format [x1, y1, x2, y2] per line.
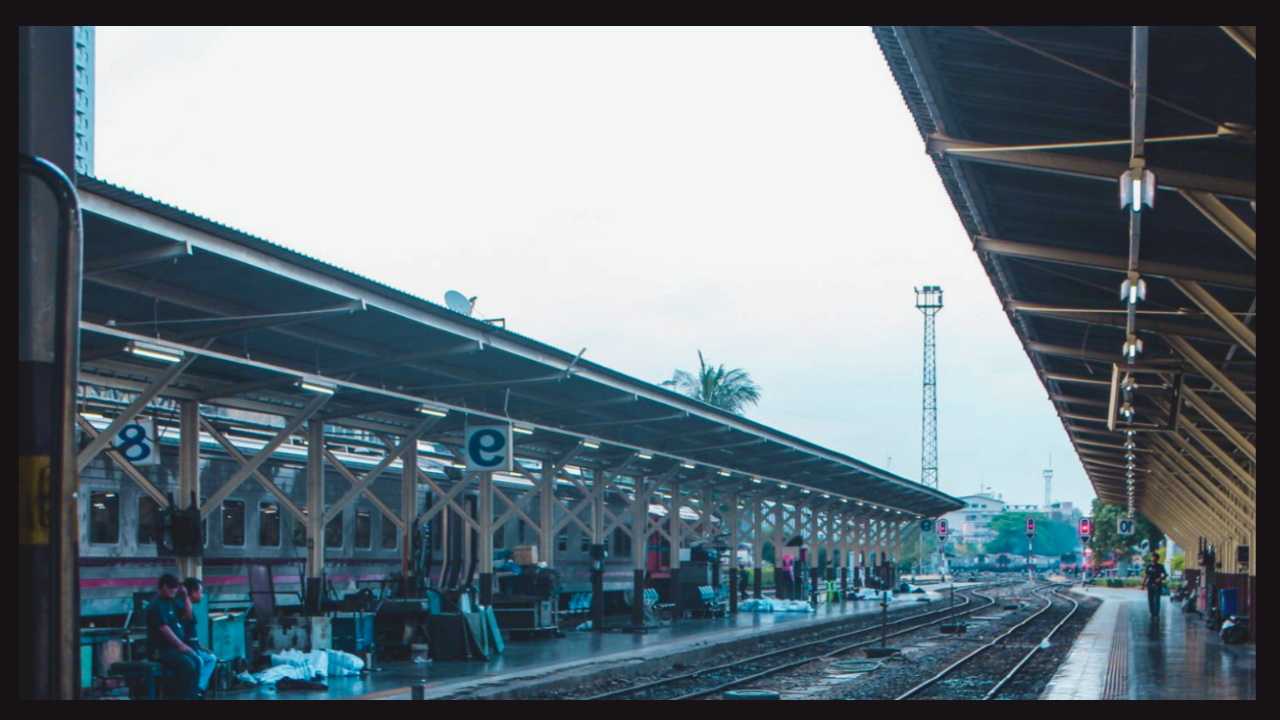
[874, 27, 1255, 567]
[73, 173, 961, 610]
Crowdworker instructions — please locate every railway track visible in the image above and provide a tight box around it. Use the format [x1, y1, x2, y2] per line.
[895, 583, 1081, 700]
[586, 581, 1018, 701]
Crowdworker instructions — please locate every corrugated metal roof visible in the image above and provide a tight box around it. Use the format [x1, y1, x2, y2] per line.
[77, 173, 963, 517]
[874, 26, 1255, 506]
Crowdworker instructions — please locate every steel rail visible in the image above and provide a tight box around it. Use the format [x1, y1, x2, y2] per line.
[895, 583, 1072, 700]
[587, 581, 1016, 701]
[983, 588, 1082, 700]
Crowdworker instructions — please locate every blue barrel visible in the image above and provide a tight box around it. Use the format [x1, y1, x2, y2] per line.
[1220, 588, 1240, 617]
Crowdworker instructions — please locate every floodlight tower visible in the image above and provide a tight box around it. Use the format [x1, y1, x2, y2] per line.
[915, 286, 943, 489]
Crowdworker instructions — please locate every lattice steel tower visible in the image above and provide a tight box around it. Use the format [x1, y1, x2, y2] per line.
[915, 286, 943, 489]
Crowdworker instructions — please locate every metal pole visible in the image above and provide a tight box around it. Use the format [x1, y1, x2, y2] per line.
[479, 471, 494, 607]
[729, 493, 740, 616]
[880, 589, 890, 648]
[402, 440, 418, 594]
[631, 479, 647, 628]
[306, 420, 325, 613]
[179, 400, 202, 581]
[590, 470, 605, 632]
[669, 484, 683, 615]
[1028, 536, 1034, 583]
[540, 460, 555, 568]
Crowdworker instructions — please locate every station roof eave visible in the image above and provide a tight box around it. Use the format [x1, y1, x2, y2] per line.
[873, 26, 1256, 507]
[75, 175, 963, 519]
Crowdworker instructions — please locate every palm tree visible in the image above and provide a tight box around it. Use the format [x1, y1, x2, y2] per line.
[664, 350, 762, 416]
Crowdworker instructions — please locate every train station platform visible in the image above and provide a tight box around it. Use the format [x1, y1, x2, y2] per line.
[1042, 588, 1255, 701]
[221, 592, 949, 700]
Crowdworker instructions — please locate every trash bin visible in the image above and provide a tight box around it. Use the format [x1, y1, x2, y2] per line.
[1219, 588, 1239, 617]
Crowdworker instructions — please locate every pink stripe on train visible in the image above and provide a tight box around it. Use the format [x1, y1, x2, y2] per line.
[80, 573, 392, 590]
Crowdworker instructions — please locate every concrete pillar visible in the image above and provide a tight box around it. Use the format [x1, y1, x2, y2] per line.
[19, 25, 80, 700]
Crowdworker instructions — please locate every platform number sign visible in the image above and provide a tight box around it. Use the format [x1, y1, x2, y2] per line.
[1026, 517, 1037, 539]
[936, 519, 949, 540]
[920, 519, 934, 533]
[1079, 517, 1093, 543]
[1118, 518, 1136, 537]
[465, 425, 513, 472]
[115, 418, 160, 467]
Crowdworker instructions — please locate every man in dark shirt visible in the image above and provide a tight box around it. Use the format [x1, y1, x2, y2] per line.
[147, 574, 201, 700]
[1141, 555, 1169, 619]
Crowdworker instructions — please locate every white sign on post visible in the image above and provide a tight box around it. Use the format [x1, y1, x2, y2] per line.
[115, 418, 160, 467]
[465, 425, 513, 472]
[1118, 518, 1136, 536]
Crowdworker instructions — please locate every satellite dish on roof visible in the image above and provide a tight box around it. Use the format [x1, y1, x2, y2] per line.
[444, 291, 475, 317]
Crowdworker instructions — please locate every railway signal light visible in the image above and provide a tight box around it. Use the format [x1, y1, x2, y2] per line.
[937, 519, 949, 540]
[1026, 517, 1036, 538]
[1079, 517, 1093, 542]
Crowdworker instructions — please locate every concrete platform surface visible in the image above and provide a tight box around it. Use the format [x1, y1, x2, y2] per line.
[221, 592, 951, 700]
[1042, 587, 1255, 700]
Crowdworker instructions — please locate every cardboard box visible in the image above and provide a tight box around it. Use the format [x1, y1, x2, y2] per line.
[513, 545, 539, 566]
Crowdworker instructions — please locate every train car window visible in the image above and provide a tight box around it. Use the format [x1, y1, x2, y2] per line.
[138, 495, 159, 545]
[222, 500, 246, 547]
[89, 491, 120, 544]
[355, 510, 372, 550]
[293, 508, 308, 547]
[259, 503, 281, 547]
[517, 519, 526, 544]
[581, 533, 590, 553]
[494, 523, 506, 550]
[380, 513, 398, 550]
[325, 511, 344, 549]
[558, 532, 568, 553]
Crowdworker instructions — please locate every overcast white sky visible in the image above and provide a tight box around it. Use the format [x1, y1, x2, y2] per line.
[95, 26, 1097, 510]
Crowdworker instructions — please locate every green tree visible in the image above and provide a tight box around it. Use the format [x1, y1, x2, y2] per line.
[665, 350, 762, 416]
[986, 513, 1080, 556]
[1088, 499, 1162, 560]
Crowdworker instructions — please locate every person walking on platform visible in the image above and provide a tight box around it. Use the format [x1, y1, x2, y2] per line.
[147, 574, 201, 699]
[180, 578, 219, 696]
[1141, 555, 1169, 619]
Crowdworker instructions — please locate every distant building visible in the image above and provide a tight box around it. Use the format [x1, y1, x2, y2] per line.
[941, 494, 1005, 550]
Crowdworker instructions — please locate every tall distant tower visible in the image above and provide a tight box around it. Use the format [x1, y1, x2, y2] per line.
[1043, 468, 1054, 509]
[915, 286, 943, 489]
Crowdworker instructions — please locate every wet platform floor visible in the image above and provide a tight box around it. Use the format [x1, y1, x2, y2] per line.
[1042, 587, 1255, 700]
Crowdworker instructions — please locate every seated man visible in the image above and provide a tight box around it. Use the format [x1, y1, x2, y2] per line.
[180, 578, 219, 695]
[147, 574, 200, 700]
